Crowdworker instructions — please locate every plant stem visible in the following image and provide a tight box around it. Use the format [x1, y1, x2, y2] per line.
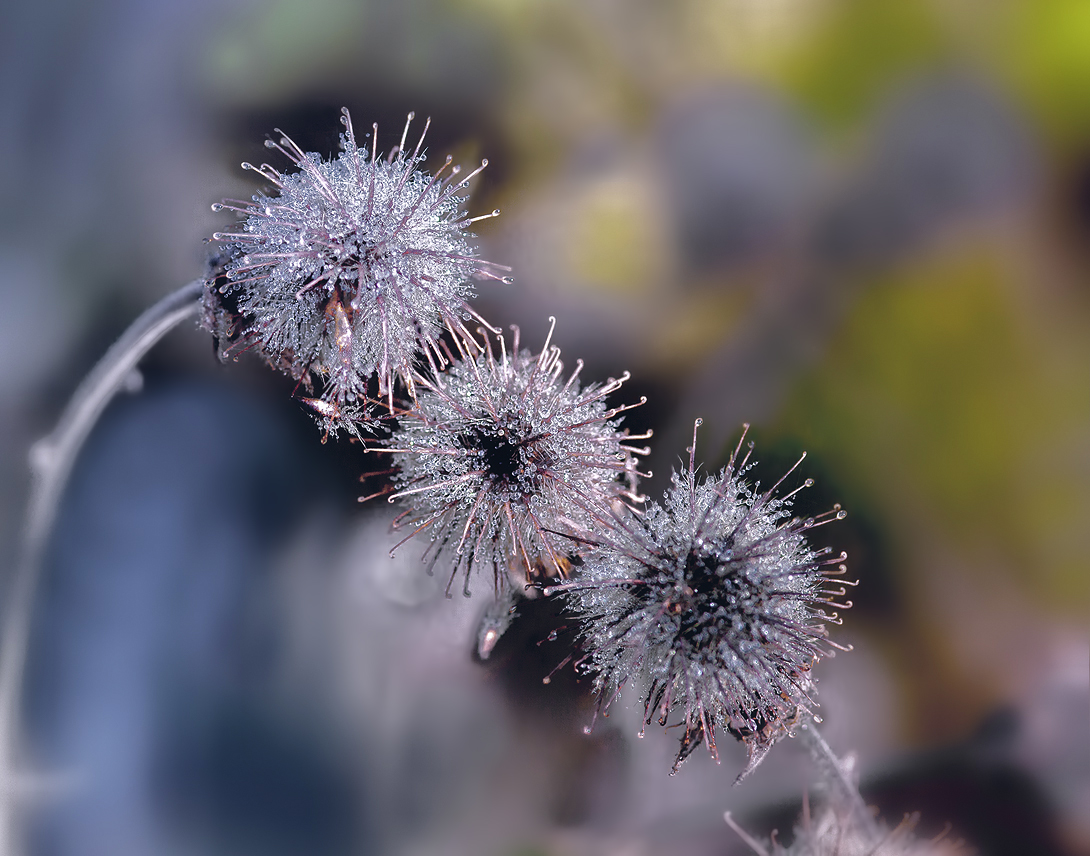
[0, 280, 203, 852]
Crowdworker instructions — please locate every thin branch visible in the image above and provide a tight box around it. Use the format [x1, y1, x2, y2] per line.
[0, 280, 203, 853]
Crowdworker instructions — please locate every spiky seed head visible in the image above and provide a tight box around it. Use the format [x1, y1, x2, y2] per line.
[558, 422, 852, 778]
[372, 319, 650, 597]
[205, 108, 510, 408]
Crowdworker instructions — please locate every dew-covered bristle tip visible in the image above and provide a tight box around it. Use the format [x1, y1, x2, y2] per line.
[363, 318, 652, 598]
[559, 422, 853, 778]
[299, 395, 386, 444]
[204, 108, 512, 419]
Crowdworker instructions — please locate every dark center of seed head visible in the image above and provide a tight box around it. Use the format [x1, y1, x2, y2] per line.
[674, 543, 756, 647]
[483, 432, 523, 482]
[462, 426, 527, 487]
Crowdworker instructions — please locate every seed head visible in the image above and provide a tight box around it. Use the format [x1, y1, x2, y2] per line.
[371, 319, 650, 597]
[558, 422, 853, 778]
[725, 805, 969, 856]
[205, 108, 510, 407]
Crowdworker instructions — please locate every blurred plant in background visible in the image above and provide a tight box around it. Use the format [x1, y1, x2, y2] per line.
[0, 0, 1087, 854]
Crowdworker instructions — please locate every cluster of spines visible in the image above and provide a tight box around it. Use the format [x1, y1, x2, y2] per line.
[207, 108, 852, 781]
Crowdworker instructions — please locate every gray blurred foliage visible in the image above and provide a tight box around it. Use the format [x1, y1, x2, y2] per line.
[656, 87, 815, 277]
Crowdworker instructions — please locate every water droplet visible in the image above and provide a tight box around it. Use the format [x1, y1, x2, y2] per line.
[582, 725, 593, 735]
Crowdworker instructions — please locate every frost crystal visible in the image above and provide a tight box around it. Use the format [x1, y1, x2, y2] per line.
[559, 422, 852, 777]
[373, 319, 649, 596]
[205, 108, 510, 407]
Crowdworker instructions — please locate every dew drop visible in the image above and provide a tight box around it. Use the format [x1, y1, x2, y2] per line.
[582, 725, 593, 736]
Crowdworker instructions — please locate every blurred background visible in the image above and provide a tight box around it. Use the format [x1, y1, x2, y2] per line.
[0, 0, 1088, 853]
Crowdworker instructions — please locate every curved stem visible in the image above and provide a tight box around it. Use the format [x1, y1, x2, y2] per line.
[0, 280, 203, 850]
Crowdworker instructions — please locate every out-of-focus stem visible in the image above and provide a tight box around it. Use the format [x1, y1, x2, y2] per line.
[0, 280, 203, 854]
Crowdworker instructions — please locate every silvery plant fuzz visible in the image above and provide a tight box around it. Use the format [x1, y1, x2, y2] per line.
[204, 108, 511, 413]
[370, 319, 650, 597]
[558, 422, 853, 778]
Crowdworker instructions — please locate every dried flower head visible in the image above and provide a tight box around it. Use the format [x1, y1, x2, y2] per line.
[725, 803, 970, 856]
[205, 108, 510, 407]
[557, 422, 853, 777]
[370, 318, 650, 597]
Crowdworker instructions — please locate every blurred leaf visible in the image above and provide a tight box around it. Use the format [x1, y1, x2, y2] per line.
[780, 250, 1090, 608]
[565, 174, 666, 295]
[1001, 0, 1090, 142]
[779, 0, 947, 130]
[201, 0, 366, 102]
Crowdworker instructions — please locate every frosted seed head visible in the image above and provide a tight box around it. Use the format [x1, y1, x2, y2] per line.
[204, 108, 509, 429]
[374, 322, 646, 596]
[559, 425, 851, 777]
